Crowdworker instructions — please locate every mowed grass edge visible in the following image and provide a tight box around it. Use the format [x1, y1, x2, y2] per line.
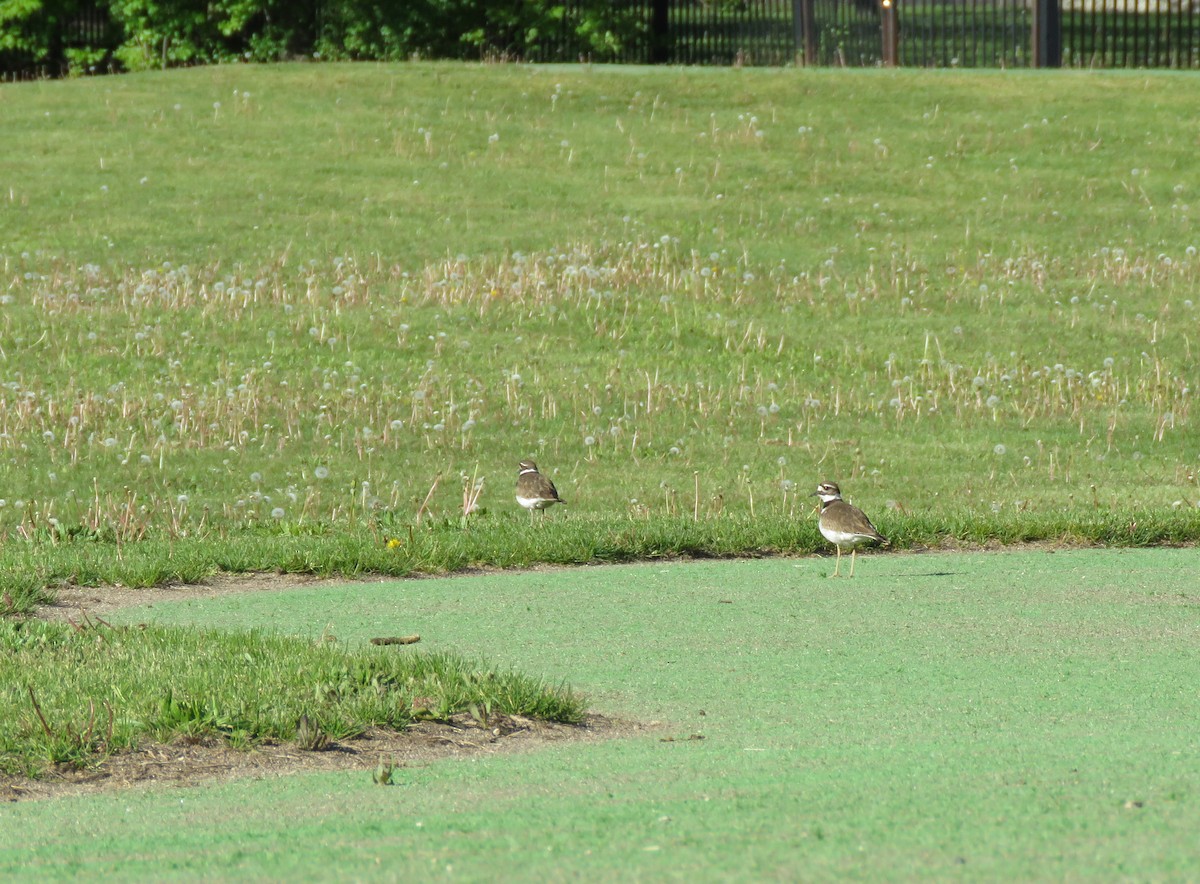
[5, 506, 1200, 616]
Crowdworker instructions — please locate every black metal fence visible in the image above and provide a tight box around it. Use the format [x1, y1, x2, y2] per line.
[533, 0, 799, 65]
[665, 0, 799, 65]
[893, 0, 1033, 67]
[4, 0, 1200, 77]
[1061, 1, 1200, 67]
[793, 0, 892, 66]
[846, 0, 1036, 68]
[538, 0, 1200, 69]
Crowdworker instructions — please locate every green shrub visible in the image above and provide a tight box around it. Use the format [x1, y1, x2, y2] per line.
[0, 0, 645, 74]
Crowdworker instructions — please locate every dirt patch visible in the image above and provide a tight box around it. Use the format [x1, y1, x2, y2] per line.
[1, 712, 649, 803]
[34, 571, 386, 623]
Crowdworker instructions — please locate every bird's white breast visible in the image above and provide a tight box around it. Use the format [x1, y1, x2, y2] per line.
[819, 524, 875, 547]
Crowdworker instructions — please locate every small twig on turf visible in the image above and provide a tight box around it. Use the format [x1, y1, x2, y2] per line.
[27, 687, 54, 739]
[370, 635, 421, 646]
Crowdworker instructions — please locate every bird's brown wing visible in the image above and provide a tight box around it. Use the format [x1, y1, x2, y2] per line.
[833, 501, 886, 542]
[518, 472, 563, 503]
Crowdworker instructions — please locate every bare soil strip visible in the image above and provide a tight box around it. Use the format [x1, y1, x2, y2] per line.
[33, 571, 390, 623]
[1, 713, 640, 803]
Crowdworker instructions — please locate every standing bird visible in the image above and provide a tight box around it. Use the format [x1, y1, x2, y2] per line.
[813, 481, 888, 577]
[516, 460, 566, 522]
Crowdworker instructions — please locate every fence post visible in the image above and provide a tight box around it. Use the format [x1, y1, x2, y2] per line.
[793, 0, 818, 65]
[880, 0, 899, 67]
[651, 0, 670, 63]
[1031, 0, 1062, 67]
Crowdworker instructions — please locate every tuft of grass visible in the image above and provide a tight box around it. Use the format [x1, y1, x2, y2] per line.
[0, 618, 586, 777]
[0, 579, 55, 619]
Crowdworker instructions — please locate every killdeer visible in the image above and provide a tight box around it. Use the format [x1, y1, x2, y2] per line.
[516, 460, 565, 522]
[813, 481, 888, 577]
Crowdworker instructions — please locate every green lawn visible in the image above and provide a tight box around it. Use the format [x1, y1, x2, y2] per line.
[0, 63, 1197, 608]
[3, 550, 1197, 879]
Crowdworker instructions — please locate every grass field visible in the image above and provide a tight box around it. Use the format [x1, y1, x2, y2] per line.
[3, 550, 1198, 879]
[0, 64, 1198, 613]
[1, 62, 1198, 876]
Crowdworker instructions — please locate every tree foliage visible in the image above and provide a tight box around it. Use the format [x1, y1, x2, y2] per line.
[0, 0, 643, 75]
